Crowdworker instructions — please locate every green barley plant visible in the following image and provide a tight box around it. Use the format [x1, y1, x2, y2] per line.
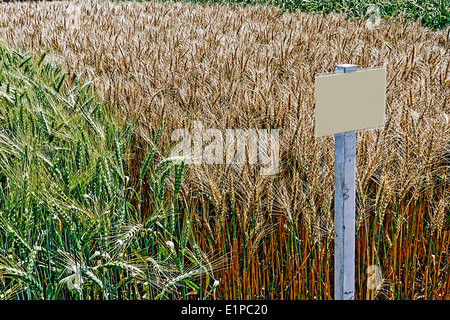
[0, 43, 220, 300]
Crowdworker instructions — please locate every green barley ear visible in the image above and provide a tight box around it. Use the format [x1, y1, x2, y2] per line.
[192, 243, 210, 274]
[52, 203, 72, 230]
[83, 268, 104, 291]
[158, 165, 172, 200]
[0, 215, 32, 252]
[96, 101, 102, 121]
[75, 140, 82, 171]
[102, 158, 113, 198]
[154, 119, 164, 145]
[174, 162, 185, 197]
[140, 148, 156, 180]
[114, 201, 126, 236]
[50, 157, 64, 185]
[154, 157, 171, 173]
[181, 217, 190, 250]
[80, 218, 101, 247]
[168, 202, 175, 234]
[120, 122, 133, 150]
[26, 247, 40, 275]
[93, 156, 103, 196]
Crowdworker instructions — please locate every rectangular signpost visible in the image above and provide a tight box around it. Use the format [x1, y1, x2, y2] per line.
[315, 64, 386, 300]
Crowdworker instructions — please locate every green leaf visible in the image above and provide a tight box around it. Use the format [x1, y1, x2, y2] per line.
[184, 279, 199, 293]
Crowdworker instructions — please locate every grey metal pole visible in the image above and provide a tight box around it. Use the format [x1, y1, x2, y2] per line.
[334, 64, 357, 300]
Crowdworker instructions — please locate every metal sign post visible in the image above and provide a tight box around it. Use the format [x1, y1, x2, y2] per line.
[315, 64, 386, 300]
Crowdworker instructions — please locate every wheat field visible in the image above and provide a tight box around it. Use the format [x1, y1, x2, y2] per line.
[0, 0, 449, 299]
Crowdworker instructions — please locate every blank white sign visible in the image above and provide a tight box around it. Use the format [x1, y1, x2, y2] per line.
[315, 67, 386, 137]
